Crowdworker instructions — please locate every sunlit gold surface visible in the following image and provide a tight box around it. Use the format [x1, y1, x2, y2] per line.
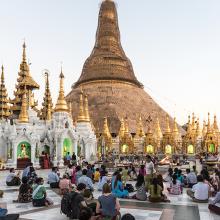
[54, 70, 69, 112]
[40, 72, 53, 120]
[10, 42, 39, 117]
[18, 89, 28, 123]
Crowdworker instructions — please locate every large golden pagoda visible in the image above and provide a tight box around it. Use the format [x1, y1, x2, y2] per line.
[0, 65, 10, 119]
[10, 43, 39, 117]
[66, 0, 183, 135]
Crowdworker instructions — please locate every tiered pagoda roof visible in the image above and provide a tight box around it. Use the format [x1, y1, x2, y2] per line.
[10, 43, 39, 117]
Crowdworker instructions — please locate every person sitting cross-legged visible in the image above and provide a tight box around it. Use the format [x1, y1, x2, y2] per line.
[148, 178, 167, 202]
[59, 174, 72, 195]
[112, 173, 128, 198]
[48, 167, 60, 188]
[187, 175, 209, 202]
[13, 176, 32, 203]
[96, 183, 120, 219]
[78, 169, 94, 191]
[186, 168, 197, 188]
[132, 174, 147, 201]
[167, 174, 182, 195]
[32, 177, 53, 207]
[6, 168, 21, 186]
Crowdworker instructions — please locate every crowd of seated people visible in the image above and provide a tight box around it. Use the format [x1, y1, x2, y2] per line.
[2, 154, 220, 218]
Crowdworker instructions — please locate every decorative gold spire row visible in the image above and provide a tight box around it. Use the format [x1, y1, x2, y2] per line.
[18, 88, 29, 123]
[77, 88, 86, 122]
[54, 69, 69, 112]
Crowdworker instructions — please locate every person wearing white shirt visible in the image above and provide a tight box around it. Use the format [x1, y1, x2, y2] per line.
[145, 155, 155, 189]
[48, 167, 60, 188]
[187, 175, 209, 202]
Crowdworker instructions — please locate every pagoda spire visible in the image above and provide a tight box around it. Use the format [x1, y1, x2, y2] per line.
[165, 114, 171, 133]
[18, 88, 28, 123]
[54, 68, 69, 112]
[213, 115, 219, 134]
[77, 88, 86, 122]
[84, 94, 90, 122]
[41, 72, 53, 120]
[103, 117, 111, 137]
[136, 115, 145, 137]
[11, 42, 39, 117]
[74, 0, 141, 88]
[172, 117, 179, 135]
[155, 117, 163, 139]
[0, 65, 10, 119]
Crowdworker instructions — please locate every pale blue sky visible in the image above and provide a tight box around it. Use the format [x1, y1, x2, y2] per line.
[0, 0, 220, 124]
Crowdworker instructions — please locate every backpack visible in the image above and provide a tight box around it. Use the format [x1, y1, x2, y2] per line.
[61, 192, 78, 218]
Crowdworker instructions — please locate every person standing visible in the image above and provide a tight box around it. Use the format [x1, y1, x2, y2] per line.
[145, 155, 155, 189]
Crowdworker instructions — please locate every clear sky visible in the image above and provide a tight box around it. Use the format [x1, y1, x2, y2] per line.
[0, 0, 220, 125]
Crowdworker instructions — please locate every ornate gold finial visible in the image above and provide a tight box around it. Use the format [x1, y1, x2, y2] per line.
[119, 118, 125, 137]
[155, 117, 163, 139]
[18, 88, 29, 123]
[77, 89, 86, 122]
[54, 68, 69, 112]
[103, 117, 111, 137]
[136, 115, 145, 137]
[84, 94, 90, 122]
[165, 114, 171, 133]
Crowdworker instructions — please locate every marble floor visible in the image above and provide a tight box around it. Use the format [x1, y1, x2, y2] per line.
[0, 169, 219, 220]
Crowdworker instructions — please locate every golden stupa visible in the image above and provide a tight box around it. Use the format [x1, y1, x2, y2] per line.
[67, 0, 183, 134]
